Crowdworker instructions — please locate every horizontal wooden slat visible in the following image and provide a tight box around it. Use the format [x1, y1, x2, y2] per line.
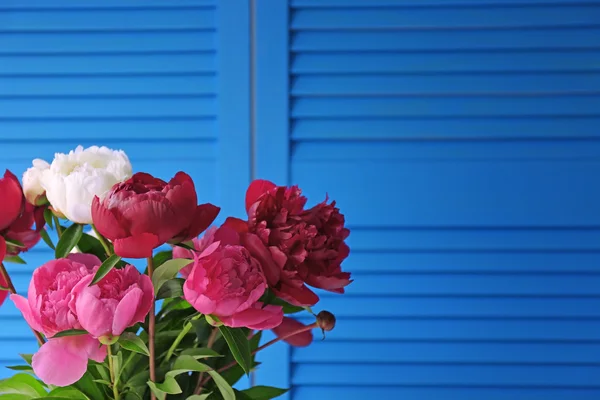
[292, 96, 600, 117]
[292, 51, 600, 73]
[0, 118, 216, 140]
[317, 296, 600, 318]
[0, 54, 215, 74]
[292, 386, 600, 400]
[0, 75, 215, 96]
[0, 96, 215, 118]
[344, 229, 600, 251]
[291, 0, 600, 6]
[293, 342, 600, 363]
[291, 6, 600, 30]
[0, 32, 215, 53]
[292, 73, 600, 96]
[292, 141, 600, 161]
[295, 317, 600, 341]
[292, 364, 600, 386]
[294, 160, 600, 227]
[0, 0, 214, 9]
[292, 29, 600, 51]
[291, 117, 600, 140]
[344, 252, 600, 273]
[336, 273, 600, 296]
[0, 9, 215, 31]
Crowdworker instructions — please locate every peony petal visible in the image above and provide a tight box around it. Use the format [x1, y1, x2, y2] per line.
[222, 217, 248, 233]
[113, 233, 160, 259]
[0, 170, 24, 231]
[214, 225, 241, 246]
[112, 287, 143, 336]
[220, 303, 283, 330]
[10, 294, 43, 332]
[32, 337, 90, 386]
[273, 283, 319, 307]
[130, 273, 154, 325]
[183, 269, 217, 315]
[173, 203, 220, 243]
[197, 240, 220, 259]
[272, 317, 313, 347]
[241, 233, 281, 286]
[245, 179, 276, 213]
[67, 253, 102, 269]
[91, 196, 128, 240]
[74, 286, 113, 338]
[121, 199, 179, 243]
[304, 272, 353, 293]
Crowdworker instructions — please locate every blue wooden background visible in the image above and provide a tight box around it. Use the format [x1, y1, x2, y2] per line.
[1, 0, 600, 399]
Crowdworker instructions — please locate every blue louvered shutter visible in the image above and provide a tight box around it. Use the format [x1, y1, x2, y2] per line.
[0, 0, 250, 376]
[254, 1, 600, 399]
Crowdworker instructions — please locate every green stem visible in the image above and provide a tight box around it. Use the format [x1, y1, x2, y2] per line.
[147, 256, 157, 400]
[107, 345, 120, 400]
[165, 321, 193, 362]
[92, 225, 113, 257]
[53, 216, 63, 237]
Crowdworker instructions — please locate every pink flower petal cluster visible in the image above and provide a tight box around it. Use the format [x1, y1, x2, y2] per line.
[182, 229, 283, 330]
[11, 255, 153, 386]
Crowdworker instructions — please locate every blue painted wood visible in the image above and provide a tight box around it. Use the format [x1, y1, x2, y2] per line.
[253, 0, 291, 396]
[259, 0, 600, 398]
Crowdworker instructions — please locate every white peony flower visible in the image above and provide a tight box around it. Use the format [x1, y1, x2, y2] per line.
[22, 158, 50, 205]
[41, 145, 132, 224]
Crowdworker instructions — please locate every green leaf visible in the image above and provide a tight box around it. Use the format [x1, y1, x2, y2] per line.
[234, 390, 253, 400]
[73, 371, 104, 400]
[118, 333, 149, 356]
[0, 395, 35, 400]
[241, 386, 288, 400]
[45, 387, 90, 399]
[186, 394, 211, 400]
[218, 326, 252, 376]
[55, 223, 83, 258]
[89, 254, 121, 285]
[4, 239, 25, 248]
[153, 250, 173, 268]
[0, 373, 46, 397]
[77, 233, 106, 260]
[18, 354, 32, 365]
[152, 259, 193, 295]
[5, 366, 32, 372]
[156, 278, 185, 300]
[52, 329, 87, 338]
[173, 242, 194, 251]
[43, 208, 54, 229]
[39, 229, 55, 250]
[180, 348, 223, 359]
[4, 255, 26, 264]
[207, 370, 235, 400]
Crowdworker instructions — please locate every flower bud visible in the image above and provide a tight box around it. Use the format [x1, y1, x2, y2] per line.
[317, 310, 336, 332]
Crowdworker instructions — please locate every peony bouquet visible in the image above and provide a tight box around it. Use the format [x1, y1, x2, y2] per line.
[0, 145, 351, 399]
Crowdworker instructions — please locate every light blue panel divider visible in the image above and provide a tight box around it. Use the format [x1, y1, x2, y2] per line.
[0, 0, 251, 382]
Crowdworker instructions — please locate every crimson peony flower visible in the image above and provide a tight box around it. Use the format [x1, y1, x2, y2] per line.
[4, 202, 45, 256]
[11, 254, 107, 386]
[234, 179, 352, 306]
[183, 238, 283, 330]
[92, 172, 220, 259]
[0, 170, 24, 231]
[72, 265, 154, 341]
[272, 317, 313, 347]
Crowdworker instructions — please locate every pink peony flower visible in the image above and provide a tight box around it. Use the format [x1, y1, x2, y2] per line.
[10, 254, 107, 386]
[183, 239, 283, 330]
[272, 317, 313, 347]
[173, 226, 218, 278]
[72, 265, 154, 341]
